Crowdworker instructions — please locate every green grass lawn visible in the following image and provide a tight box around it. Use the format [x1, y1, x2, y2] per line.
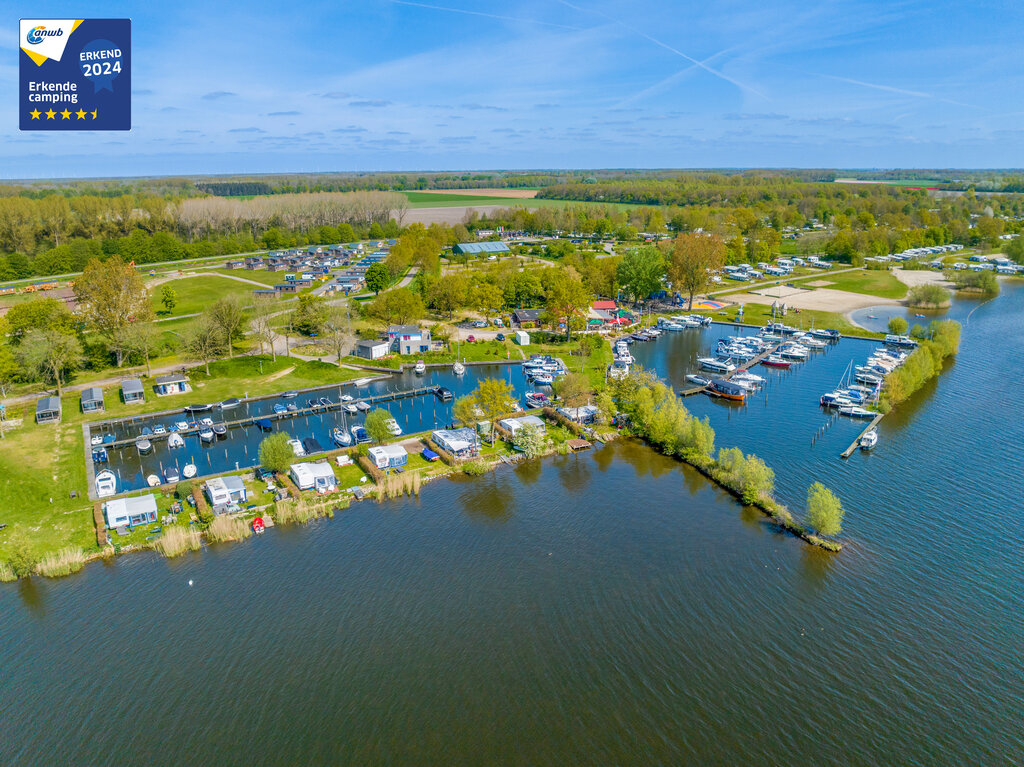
[209, 268, 286, 287]
[153, 274, 262, 317]
[691, 304, 884, 338]
[809, 269, 908, 299]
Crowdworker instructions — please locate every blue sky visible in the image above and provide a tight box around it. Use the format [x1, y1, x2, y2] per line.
[4, 0, 1024, 178]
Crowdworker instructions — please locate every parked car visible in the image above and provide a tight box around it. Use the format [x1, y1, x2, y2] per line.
[496, 333, 505, 341]
[473, 320, 487, 328]
[467, 335, 476, 342]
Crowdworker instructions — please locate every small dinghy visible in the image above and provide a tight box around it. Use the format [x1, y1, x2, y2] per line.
[182, 464, 197, 479]
[146, 474, 161, 487]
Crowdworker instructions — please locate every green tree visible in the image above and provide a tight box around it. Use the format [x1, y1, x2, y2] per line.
[160, 285, 178, 314]
[542, 270, 590, 341]
[364, 408, 393, 444]
[888, 316, 909, 336]
[553, 372, 591, 408]
[0, 345, 19, 397]
[806, 482, 845, 536]
[668, 232, 726, 310]
[616, 245, 664, 303]
[114, 322, 159, 376]
[184, 317, 226, 376]
[5, 298, 77, 344]
[208, 296, 246, 357]
[16, 329, 84, 395]
[452, 394, 479, 427]
[73, 255, 153, 365]
[427, 274, 468, 319]
[365, 262, 390, 294]
[322, 305, 355, 366]
[474, 377, 515, 444]
[365, 288, 425, 328]
[259, 432, 294, 474]
[291, 293, 328, 336]
[513, 423, 547, 458]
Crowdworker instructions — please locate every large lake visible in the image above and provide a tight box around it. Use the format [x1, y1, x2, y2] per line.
[2, 285, 1022, 765]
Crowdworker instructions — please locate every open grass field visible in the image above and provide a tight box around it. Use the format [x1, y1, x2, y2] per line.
[807, 268, 908, 299]
[152, 274, 262, 317]
[209, 268, 283, 287]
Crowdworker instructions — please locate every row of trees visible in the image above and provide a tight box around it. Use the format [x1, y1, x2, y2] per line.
[609, 367, 846, 537]
[877, 321, 961, 413]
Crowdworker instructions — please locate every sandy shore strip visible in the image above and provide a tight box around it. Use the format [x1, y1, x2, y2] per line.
[893, 269, 954, 288]
[731, 287, 900, 314]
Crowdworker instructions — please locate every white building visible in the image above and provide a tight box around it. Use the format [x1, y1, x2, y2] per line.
[498, 415, 547, 435]
[204, 475, 248, 508]
[367, 444, 409, 469]
[103, 495, 158, 529]
[290, 461, 338, 492]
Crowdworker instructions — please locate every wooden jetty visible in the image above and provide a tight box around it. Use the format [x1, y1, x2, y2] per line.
[97, 385, 442, 449]
[840, 413, 884, 458]
[678, 341, 782, 398]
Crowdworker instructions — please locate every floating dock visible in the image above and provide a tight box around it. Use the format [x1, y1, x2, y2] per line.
[96, 386, 442, 449]
[840, 413, 884, 458]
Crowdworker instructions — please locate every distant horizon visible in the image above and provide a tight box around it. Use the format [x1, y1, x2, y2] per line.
[5, 167, 1024, 185]
[6, 0, 1024, 177]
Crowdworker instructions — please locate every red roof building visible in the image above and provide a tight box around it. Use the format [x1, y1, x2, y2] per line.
[592, 300, 617, 311]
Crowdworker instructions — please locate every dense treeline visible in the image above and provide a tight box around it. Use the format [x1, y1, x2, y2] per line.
[0, 191, 403, 279]
[877, 321, 961, 412]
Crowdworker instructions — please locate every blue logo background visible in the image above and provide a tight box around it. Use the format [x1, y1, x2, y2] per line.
[19, 18, 131, 131]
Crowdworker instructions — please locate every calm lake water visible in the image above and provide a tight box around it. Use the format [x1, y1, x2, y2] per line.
[2, 285, 1022, 765]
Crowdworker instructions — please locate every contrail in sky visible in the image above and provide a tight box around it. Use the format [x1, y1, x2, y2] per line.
[820, 73, 983, 110]
[391, 1, 584, 30]
[554, 0, 764, 98]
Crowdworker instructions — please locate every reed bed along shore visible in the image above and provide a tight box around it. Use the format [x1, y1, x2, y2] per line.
[35, 546, 87, 578]
[271, 496, 347, 525]
[205, 515, 253, 543]
[154, 527, 202, 558]
[379, 471, 421, 500]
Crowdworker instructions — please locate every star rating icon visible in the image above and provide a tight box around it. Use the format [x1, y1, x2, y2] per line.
[45, 108, 55, 119]
[76, 109, 86, 119]
[30, 108, 41, 119]
[60, 109, 71, 119]
[27, 106, 100, 125]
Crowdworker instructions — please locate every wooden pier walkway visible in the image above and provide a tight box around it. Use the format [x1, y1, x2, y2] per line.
[96, 386, 441, 449]
[840, 413, 884, 458]
[678, 341, 783, 398]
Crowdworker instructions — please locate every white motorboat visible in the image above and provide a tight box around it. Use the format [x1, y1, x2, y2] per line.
[532, 372, 554, 385]
[164, 466, 180, 484]
[288, 439, 306, 457]
[859, 429, 879, 449]
[355, 401, 370, 412]
[95, 470, 117, 498]
[174, 420, 190, 432]
[182, 464, 197, 479]
[343, 403, 358, 414]
[199, 417, 214, 427]
[199, 429, 215, 443]
[779, 345, 809, 360]
[414, 360, 426, 375]
[146, 474, 161, 487]
[340, 394, 354, 402]
[453, 361, 465, 376]
[136, 438, 152, 454]
[90, 434, 104, 446]
[331, 428, 353, 447]
[732, 371, 765, 385]
[685, 374, 712, 387]
[839, 405, 875, 419]
[167, 432, 185, 449]
[354, 377, 372, 387]
[698, 357, 736, 373]
[384, 417, 402, 436]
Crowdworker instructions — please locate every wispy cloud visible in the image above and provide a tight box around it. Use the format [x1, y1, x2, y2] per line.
[267, 110, 301, 116]
[201, 91, 236, 100]
[349, 99, 391, 107]
[228, 127, 265, 133]
[555, 0, 765, 98]
[390, 0, 584, 30]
